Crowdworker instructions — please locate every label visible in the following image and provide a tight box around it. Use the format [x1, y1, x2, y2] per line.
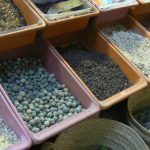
[92, 0, 137, 10]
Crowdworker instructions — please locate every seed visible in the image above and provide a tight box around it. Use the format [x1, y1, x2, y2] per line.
[59, 44, 131, 100]
[0, 119, 19, 149]
[100, 24, 150, 78]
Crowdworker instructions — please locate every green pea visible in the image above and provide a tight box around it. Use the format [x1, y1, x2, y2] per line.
[45, 109, 49, 113]
[40, 117, 45, 123]
[72, 102, 77, 108]
[63, 116, 68, 119]
[14, 101, 20, 107]
[35, 108, 40, 114]
[44, 121, 50, 127]
[29, 120, 35, 125]
[29, 105, 35, 110]
[47, 112, 53, 118]
[53, 111, 59, 117]
[17, 106, 23, 112]
[27, 124, 32, 130]
[41, 125, 45, 130]
[25, 116, 30, 122]
[37, 123, 42, 128]
[22, 101, 28, 106]
[40, 101, 44, 105]
[76, 107, 82, 113]
[39, 113, 45, 117]
[67, 113, 73, 117]
[58, 110, 63, 115]
[58, 115, 63, 121]
[63, 107, 69, 114]
[23, 106, 28, 110]
[32, 111, 37, 118]
[49, 118, 55, 125]
[66, 102, 72, 107]
[70, 108, 75, 114]
[34, 98, 41, 103]
[44, 103, 49, 108]
[34, 103, 39, 107]
[32, 127, 40, 133]
[26, 109, 32, 114]
[39, 105, 44, 110]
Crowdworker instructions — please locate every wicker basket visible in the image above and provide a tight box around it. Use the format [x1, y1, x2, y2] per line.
[127, 86, 150, 147]
[54, 118, 149, 150]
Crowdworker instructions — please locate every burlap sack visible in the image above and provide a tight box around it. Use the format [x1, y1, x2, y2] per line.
[127, 86, 150, 147]
[54, 118, 149, 150]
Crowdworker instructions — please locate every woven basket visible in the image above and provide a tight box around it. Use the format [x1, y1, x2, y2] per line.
[127, 86, 150, 147]
[54, 118, 149, 150]
[40, 142, 54, 150]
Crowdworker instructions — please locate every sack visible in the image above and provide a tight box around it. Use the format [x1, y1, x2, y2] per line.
[54, 118, 149, 150]
[127, 86, 150, 147]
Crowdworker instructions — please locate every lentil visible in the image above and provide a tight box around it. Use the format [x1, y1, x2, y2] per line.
[100, 24, 150, 78]
[0, 57, 84, 133]
[59, 44, 131, 100]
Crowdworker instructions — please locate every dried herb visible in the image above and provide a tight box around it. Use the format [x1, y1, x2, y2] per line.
[0, 0, 26, 32]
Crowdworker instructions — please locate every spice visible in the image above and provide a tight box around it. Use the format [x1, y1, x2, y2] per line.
[100, 25, 150, 78]
[134, 107, 150, 132]
[0, 0, 26, 32]
[0, 119, 19, 150]
[0, 57, 84, 133]
[58, 44, 131, 100]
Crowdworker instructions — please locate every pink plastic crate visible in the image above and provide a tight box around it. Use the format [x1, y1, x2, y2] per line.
[0, 41, 100, 144]
[0, 90, 32, 150]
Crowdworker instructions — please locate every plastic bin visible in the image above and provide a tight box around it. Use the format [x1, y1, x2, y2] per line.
[89, 0, 138, 26]
[27, 0, 99, 38]
[137, 0, 150, 5]
[48, 29, 147, 110]
[98, 15, 150, 83]
[129, 4, 150, 33]
[0, 90, 32, 150]
[130, 3, 150, 16]
[90, 8, 129, 26]
[0, 0, 45, 52]
[0, 41, 100, 144]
